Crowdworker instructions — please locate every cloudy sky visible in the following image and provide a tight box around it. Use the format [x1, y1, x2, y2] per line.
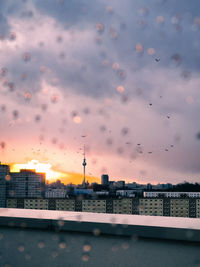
[0, 0, 200, 184]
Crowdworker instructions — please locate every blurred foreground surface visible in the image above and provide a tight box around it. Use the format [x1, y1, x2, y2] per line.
[0, 209, 200, 267]
[0, 226, 200, 267]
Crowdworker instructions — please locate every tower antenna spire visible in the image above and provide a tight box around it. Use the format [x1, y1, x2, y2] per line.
[82, 144, 87, 187]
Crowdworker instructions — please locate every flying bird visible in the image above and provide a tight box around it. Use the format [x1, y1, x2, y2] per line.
[155, 58, 160, 62]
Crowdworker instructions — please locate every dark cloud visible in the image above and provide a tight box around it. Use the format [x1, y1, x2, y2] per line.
[0, 0, 200, 182]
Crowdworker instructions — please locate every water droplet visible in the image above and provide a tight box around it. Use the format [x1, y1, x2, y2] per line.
[12, 110, 19, 119]
[83, 244, 91, 252]
[51, 251, 58, 258]
[121, 94, 129, 103]
[181, 70, 191, 81]
[96, 23, 104, 34]
[59, 242, 66, 249]
[73, 116, 82, 124]
[58, 219, 65, 227]
[51, 94, 59, 103]
[196, 132, 200, 140]
[18, 245, 25, 252]
[136, 43, 143, 53]
[38, 241, 45, 249]
[116, 86, 125, 94]
[171, 54, 181, 67]
[9, 32, 16, 41]
[106, 138, 113, 146]
[121, 127, 129, 136]
[24, 92, 31, 100]
[147, 48, 155, 55]
[112, 62, 120, 70]
[41, 104, 48, 112]
[1, 67, 8, 76]
[109, 28, 118, 39]
[52, 234, 59, 241]
[83, 107, 90, 114]
[157, 16, 164, 24]
[100, 125, 106, 132]
[82, 254, 90, 262]
[106, 6, 113, 15]
[117, 69, 126, 80]
[5, 175, 11, 181]
[117, 147, 124, 154]
[139, 7, 149, 16]
[8, 82, 15, 92]
[9, 190, 15, 197]
[0, 142, 6, 150]
[171, 14, 181, 24]
[1, 105, 6, 112]
[25, 254, 31, 261]
[93, 228, 100, 236]
[57, 35, 63, 43]
[35, 114, 41, 122]
[21, 73, 27, 80]
[111, 245, 118, 252]
[23, 52, 31, 62]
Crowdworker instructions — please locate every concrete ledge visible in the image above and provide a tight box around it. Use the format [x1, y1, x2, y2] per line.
[0, 208, 200, 242]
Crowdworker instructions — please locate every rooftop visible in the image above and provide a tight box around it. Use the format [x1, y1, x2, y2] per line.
[0, 209, 200, 267]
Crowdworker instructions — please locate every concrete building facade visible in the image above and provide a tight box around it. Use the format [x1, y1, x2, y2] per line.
[139, 198, 163, 216]
[5, 197, 200, 218]
[0, 164, 10, 207]
[56, 199, 75, 211]
[101, 174, 109, 186]
[8, 170, 45, 198]
[82, 200, 106, 213]
[144, 191, 200, 198]
[113, 199, 132, 214]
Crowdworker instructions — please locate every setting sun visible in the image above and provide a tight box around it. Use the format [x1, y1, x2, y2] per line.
[10, 160, 66, 181]
[10, 160, 100, 185]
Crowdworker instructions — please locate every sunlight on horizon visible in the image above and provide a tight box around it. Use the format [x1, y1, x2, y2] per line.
[10, 159, 67, 181]
[10, 159, 100, 185]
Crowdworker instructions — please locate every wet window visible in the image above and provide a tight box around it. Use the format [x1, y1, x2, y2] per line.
[0, 0, 199, 187]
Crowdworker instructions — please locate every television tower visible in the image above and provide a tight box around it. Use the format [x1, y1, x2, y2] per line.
[82, 145, 87, 187]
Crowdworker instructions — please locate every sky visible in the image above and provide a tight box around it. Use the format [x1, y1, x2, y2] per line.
[0, 0, 200, 184]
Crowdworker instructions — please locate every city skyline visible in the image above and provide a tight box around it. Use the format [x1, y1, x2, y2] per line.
[0, 0, 200, 184]
[0, 159, 199, 186]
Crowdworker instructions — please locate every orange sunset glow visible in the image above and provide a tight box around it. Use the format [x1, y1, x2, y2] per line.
[10, 160, 100, 185]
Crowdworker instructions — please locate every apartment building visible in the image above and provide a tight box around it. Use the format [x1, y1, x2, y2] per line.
[139, 198, 163, 216]
[196, 199, 200, 218]
[45, 189, 67, 198]
[6, 198, 17, 208]
[24, 199, 48, 210]
[56, 199, 75, 211]
[82, 199, 106, 213]
[170, 199, 189, 217]
[0, 164, 10, 207]
[113, 198, 132, 214]
[144, 191, 200, 198]
[7, 170, 45, 198]
[5, 197, 200, 218]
